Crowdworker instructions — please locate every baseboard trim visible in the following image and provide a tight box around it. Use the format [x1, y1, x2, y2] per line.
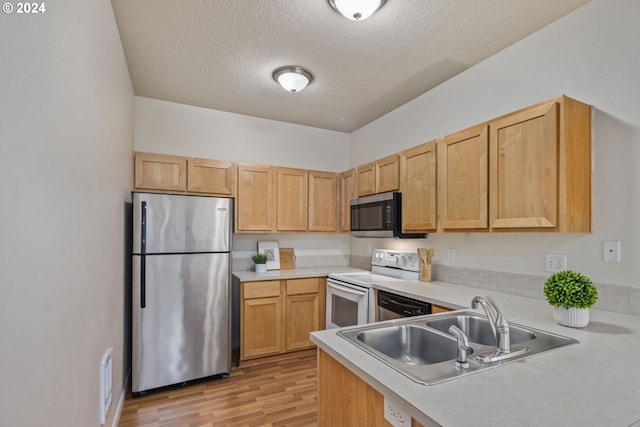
[111, 366, 131, 427]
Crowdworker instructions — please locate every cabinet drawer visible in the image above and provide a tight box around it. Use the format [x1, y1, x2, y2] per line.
[243, 281, 281, 299]
[286, 278, 321, 295]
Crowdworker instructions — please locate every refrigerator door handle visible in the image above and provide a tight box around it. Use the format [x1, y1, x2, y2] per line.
[141, 201, 147, 309]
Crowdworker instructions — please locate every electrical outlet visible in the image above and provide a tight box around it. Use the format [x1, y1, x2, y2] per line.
[448, 249, 456, 263]
[545, 253, 567, 272]
[384, 397, 411, 427]
[603, 241, 621, 263]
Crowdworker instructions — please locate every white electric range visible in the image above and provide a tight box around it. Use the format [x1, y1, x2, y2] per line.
[325, 249, 420, 329]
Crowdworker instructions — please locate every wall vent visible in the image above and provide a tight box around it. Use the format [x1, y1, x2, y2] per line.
[99, 347, 113, 425]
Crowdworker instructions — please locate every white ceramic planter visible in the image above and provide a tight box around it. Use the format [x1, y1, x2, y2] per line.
[255, 264, 267, 273]
[553, 307, 590, 328]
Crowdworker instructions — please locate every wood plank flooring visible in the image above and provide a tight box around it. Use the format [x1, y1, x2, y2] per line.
[119, 349, 318, 427]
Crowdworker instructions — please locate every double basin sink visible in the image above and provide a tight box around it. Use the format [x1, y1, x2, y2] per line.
[338, 310, 578, 385]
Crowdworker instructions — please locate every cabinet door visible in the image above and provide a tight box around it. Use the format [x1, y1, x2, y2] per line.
[339, 169, 357, 232]
[309, 170, 339, 232]
[241, 281, 283, 360]
[440, 125, 489, 230]
[285, 293, 319, 351]
[187, 158, 236, 196]
[134, 152, 186, 192]
[318, 349, 391, 427]
[490, 102, 558, 229]
[356, 162, 376, 197]
[277, 167, 309, 231]
[236, 163, 275, 232]
[400, 141, 437, 232]
[431, 304, 452, 314]
[376, 154, 400, 193]
[285, 278, 322, 351]
[241, 296, 283, 359]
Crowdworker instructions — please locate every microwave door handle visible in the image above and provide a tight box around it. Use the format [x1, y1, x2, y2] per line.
[328, 282, 366, 297]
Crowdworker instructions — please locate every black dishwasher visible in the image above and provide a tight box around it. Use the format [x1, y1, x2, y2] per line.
[377, 290, 432, 320]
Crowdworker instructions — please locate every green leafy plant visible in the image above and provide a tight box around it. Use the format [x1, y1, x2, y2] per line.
[544, 270, 598, 309]
[251, 253, 268, 265]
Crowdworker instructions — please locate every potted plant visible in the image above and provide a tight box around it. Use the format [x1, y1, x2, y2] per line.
[544, 270, 598, 328]
[251, 253, 268, 273]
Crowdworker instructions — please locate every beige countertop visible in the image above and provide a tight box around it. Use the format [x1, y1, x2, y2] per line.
[232, 266, 364, 282]
[311, 280, 640, 427]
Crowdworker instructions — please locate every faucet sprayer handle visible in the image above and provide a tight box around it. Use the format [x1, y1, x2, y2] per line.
[448, 325, 470, 369]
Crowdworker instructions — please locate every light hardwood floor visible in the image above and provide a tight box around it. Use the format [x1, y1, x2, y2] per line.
[119, 349, 318, 427]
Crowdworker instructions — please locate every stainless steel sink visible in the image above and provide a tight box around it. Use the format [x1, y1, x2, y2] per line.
[425, 314, 536, 345]
[338, 310, 579, 385]
[355, 324, 472, 365]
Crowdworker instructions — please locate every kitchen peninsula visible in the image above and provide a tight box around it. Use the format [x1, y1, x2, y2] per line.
[311, 280, 640, 427]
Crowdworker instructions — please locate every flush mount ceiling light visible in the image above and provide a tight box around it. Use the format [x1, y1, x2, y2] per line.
[328, 0, 386, 21]
[272, 66, 313, 93]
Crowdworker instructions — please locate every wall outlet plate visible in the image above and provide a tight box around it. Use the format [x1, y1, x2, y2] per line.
[447, 248, 456, 263]
[384, 397, 411, 427]
[545, 253, 567, 272]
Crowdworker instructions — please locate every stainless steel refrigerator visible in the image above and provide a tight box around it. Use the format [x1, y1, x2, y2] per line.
[132, 192, 232, 395]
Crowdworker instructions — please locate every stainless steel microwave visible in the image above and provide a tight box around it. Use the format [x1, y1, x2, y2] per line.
[350, 192, 427, 239]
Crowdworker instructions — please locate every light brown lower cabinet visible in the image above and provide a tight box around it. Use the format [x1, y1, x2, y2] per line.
[285, 278, 325, 351]
[241, 277, 326, 361]
[431, 304, 452, 314]
[241, 281, 283, 360]
[318, 349, 425, 427]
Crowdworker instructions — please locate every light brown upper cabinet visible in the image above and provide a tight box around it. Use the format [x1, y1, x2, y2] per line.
[356, 162, 376, 196]
[277, 167, 309, 231]
[276, 168, 339, 232]
[339, 169, 357, 232]
[489, 95, 591, 232]
[186, 158, 236, 196]
[399, 141, 438, 232]
[357, 154, 400, 197]
[134, 151, 237, 197]
[439, 124, 489, 231]
[236, 163, 276, 232]
[308, 170, 339, 232]
[134, 152, 187, 192]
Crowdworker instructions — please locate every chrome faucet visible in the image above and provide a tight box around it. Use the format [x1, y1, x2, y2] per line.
[448, 325, 470, 369]
[471, 295, 512, 362]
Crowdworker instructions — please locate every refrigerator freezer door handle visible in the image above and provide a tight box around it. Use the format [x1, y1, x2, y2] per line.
[141, 201, 147, 308]
[141, 201, 147, 254]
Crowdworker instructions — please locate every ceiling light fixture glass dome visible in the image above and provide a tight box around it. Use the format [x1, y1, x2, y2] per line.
[328, 0, 386, 21]
[272, 66, 313, 93]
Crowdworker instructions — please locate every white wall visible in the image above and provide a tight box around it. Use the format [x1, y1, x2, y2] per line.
[135, 97, 354, 263]
[350, 0, 640, 289]
[135, 97, 351, 172]
[0, 2, 134, 426]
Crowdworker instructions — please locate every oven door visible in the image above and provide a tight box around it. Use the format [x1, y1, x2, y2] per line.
[326, 279, 370, 329]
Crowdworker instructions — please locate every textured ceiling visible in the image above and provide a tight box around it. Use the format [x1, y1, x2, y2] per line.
[111, 0, 590, 133]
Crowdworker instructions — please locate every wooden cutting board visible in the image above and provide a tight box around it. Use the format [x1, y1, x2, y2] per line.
[279, 248, 296, 269]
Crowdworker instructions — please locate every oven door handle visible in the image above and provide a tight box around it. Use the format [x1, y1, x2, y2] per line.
[327, 281, 367, 297]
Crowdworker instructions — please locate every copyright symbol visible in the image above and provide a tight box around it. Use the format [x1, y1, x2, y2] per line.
[2, 3, 13, 13]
